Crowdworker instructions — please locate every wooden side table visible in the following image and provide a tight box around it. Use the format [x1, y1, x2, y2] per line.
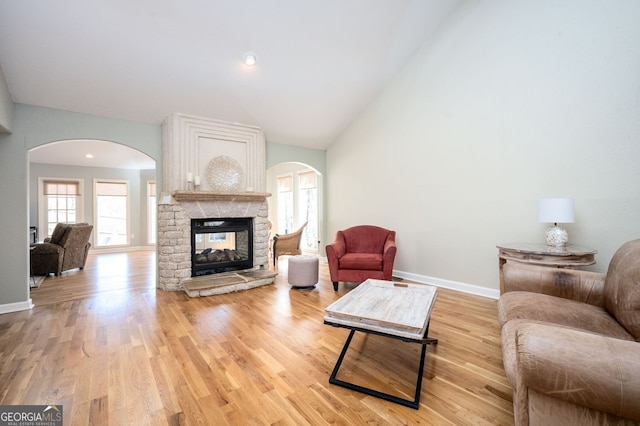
[497, 242, 597, 294]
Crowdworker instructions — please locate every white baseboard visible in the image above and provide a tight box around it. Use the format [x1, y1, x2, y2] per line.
[392, 270, 500, 300]
[0, 298, 33, 314]
[89, 245, 156, 254]
[318, 257, 499, 299]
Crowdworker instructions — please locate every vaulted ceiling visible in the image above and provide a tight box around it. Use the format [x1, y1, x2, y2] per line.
[0, 0, 460, 151]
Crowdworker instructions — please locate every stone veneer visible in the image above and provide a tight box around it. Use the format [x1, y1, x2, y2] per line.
[157, 191, 271, 291]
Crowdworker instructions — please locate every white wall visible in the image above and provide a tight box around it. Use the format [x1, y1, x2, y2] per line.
[326, 0, 640, 294]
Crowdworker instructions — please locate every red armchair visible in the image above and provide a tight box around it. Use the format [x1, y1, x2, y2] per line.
[325, 225, 397, 291]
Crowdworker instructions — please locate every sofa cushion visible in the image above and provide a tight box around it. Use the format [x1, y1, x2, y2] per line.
[498, 291, 634, 341]
[338, 253, 383, 271]
[49, 223, 69, 245]
[604, 239, 640, 341]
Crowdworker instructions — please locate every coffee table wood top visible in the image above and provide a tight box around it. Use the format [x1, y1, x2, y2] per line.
[324, 279, 438, 341]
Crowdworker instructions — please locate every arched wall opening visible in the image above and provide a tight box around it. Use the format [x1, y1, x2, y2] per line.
[28, 139, 157, 252]
[28, 139, 156, 249]
[266, 162, 324, 256]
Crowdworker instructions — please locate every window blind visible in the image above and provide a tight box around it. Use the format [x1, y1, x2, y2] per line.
[96, 181, 127, 196]
[44, 181, 80, 196]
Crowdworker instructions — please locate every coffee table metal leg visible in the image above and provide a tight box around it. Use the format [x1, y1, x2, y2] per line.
[329, 329, 435, 410]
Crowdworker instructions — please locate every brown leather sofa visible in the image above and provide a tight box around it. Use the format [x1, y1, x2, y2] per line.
[30, 222, 93, 276]
[497, 239, 640, 425]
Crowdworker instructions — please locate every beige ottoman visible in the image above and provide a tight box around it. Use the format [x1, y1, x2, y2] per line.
[288, 255, 319, 288]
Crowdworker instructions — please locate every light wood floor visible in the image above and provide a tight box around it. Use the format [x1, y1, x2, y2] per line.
[3, 251, 514, 425]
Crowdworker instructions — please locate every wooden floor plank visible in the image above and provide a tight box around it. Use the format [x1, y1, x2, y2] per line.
[0, 251, 515, 425]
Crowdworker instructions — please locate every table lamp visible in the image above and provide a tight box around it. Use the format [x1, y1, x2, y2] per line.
[538, 198, 575, 247]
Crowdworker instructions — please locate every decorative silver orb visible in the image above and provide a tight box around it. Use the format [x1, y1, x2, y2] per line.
[206, 156, 243, 193]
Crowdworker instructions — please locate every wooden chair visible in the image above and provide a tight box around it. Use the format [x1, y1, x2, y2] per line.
[272, 222, 307, 267]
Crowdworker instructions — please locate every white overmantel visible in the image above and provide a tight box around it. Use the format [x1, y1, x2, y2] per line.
[162, 113, 266, 193]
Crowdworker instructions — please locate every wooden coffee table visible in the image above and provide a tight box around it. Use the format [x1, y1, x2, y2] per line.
[324, 279, 438, 409]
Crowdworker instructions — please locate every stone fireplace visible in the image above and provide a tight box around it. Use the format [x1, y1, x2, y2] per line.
[157, 114, 275, 294]
[157, 191, 271, 292]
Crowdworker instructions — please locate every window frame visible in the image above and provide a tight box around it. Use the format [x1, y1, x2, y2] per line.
[37, 177, 84, 240]
[276, 172, 294, 234]
[297, 169, 318, 252]
[147, 180, 156, 245]
[93, 178, 130, 248]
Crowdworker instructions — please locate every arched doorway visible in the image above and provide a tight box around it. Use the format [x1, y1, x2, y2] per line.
[27, 140, 157, 298]
[266, 162, 323, 256]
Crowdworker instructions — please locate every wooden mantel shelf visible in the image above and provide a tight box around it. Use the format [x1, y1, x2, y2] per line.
[172, 190, 271, 202]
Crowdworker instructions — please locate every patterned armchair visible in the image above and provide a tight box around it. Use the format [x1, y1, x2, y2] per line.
[30, 223, 93, 276]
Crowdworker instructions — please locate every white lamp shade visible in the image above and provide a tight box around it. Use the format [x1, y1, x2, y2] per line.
[538, 198, 575, 224]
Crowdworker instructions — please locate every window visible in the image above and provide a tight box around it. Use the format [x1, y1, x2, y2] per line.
[95, 180, 129, 247]
[277, 174, 294, 234]
[39, 179, 83, 239]
[298, 170, 318, 250]
[147, 181, 156, 244]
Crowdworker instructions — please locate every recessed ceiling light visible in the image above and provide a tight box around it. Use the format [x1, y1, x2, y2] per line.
[243, 52, 257, 66]
[86, 154, 94, 158]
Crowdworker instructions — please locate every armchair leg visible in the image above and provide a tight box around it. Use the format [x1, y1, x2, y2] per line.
[333, 281, 338, 291]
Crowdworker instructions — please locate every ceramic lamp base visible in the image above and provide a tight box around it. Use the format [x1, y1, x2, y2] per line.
[545, 225, 568, 247]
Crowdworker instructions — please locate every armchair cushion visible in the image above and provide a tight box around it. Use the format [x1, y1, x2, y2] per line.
[338, 253, 382, 271]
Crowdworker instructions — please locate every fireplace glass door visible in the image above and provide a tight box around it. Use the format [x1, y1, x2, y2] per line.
[191, 218, 253, 276]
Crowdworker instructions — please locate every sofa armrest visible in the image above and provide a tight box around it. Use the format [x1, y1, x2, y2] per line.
[514, 322, 640, 421]
[503, 262, 606, 306]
